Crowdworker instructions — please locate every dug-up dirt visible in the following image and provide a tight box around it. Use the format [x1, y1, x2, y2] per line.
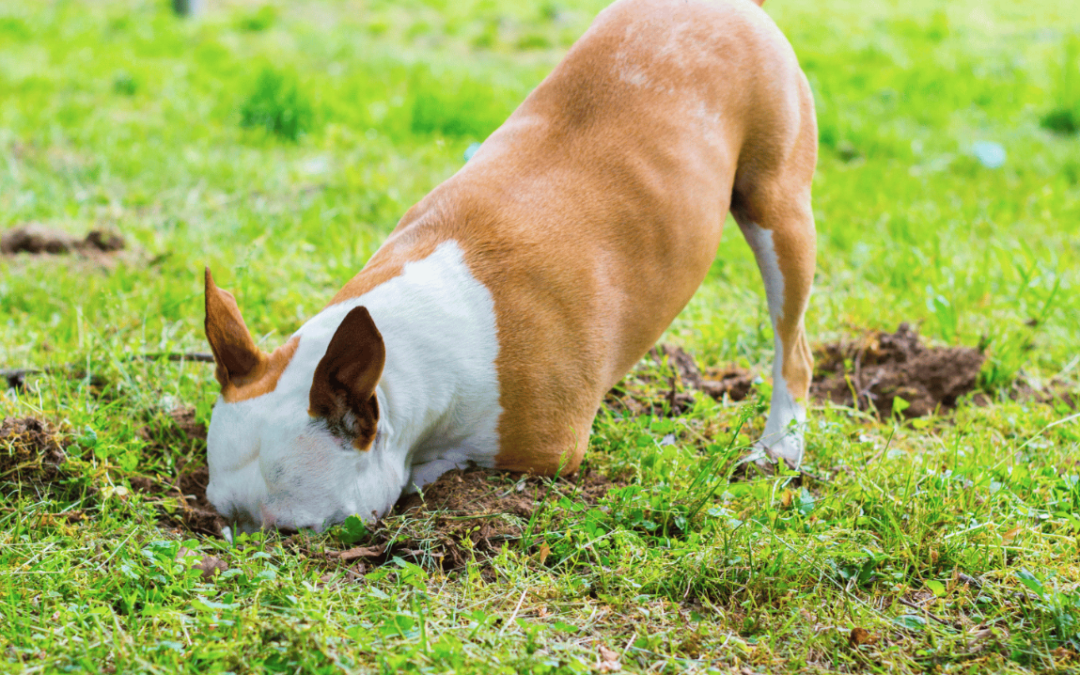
[129, 407, 226, 538]
[810, 323, 985, 418]
[0, 417, 69, 490]
[0, 223, 124, 256]
[607, 323, 986, 420]
[318, 467, 625, 574]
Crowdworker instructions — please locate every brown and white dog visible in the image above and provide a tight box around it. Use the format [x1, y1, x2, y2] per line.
[203, 0, 817, 532]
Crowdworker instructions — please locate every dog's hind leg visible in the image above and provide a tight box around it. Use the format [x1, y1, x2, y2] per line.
[731, 180, 816, 468]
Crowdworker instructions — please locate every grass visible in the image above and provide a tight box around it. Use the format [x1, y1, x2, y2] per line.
[1, 0, 1079, 672]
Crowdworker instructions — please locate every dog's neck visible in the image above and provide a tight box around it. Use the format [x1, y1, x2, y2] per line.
[294, 240, 503, 495]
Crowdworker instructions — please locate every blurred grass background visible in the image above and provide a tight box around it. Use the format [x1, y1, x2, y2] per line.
[1, 1, 1079, 672]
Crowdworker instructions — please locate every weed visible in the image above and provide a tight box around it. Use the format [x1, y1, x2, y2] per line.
[239, 66, 315, 141]
[236, 5, 277, 32]
[409, 69, 511, 139]
[1040, 35, 1080, 135]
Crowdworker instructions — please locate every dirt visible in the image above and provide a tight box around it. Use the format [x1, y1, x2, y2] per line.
[606, 344, 757, 416]
[609, 326, 987, 420]
[1008, 375, 1079, 412]
[317, 466, 626, 573]
[1, 223, 125, 256]
[811, 323, 985, 418]
[0, 417, 69, 487]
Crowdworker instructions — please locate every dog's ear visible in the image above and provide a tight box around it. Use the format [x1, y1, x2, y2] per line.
[308, 306, 386, 451]
[204, 267, 267, 388]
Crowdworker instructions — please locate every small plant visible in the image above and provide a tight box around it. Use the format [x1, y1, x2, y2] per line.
[239, 67, 314, 142]
[409, 69, 510, 139]
[1040, 35, 1080, 136]
[112, 70, 137, 96]
[1041, 108, 1078, 135]
[236, 5, 277, 32]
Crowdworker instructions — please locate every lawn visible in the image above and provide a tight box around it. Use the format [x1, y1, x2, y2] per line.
[1, 0, 1079, 672]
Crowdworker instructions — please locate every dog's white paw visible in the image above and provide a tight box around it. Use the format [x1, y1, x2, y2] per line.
[738, 433, 803, 471]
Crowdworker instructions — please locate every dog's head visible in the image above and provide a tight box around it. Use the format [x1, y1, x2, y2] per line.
[202, 269, 402, 533]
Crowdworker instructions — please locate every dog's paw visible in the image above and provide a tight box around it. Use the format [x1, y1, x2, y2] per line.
[759, 433, 804, 469]
[733, 436, 802, 477]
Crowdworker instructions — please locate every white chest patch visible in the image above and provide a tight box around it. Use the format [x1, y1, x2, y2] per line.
[206, 241, 504, 530]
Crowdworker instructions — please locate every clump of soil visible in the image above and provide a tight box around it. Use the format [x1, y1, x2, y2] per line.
[320, 466, 626, 573]
[811, 323, 985, 418]
[606, 344, 757, 416]
[608, 328, 987, 420]
[0, 417, 69, 487]
[1, 224, 124, 256]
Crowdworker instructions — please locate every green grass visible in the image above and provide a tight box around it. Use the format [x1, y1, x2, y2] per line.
[2, 0, 1079, 672]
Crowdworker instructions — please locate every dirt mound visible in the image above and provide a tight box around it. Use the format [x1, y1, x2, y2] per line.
[606, 344, 757, 416]
[0, 417, 69, 486]
[608, 328, 986, 420]
[1, 224, 124, 255]
[320, 467, 625, 573]
[811, 323, 985, 417]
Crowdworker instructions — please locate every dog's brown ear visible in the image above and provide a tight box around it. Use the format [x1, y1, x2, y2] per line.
[205, 267, 266, 388]
[308, 306, 386, 451]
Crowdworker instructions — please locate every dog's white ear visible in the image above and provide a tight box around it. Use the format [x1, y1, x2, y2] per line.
[308, 306, 386, 451]
[204, 267, 267, 388]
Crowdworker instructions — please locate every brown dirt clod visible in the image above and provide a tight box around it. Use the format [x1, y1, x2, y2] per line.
[609, 327, 987, 420]
[0, 417, 69, 486]
[811, 323, 985, 418]
[1, 223, 125, 256]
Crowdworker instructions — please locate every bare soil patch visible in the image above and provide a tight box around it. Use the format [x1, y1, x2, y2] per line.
[811, 323, 985, 417]
[130, 463, 229, 538]
[1, 223, 125, 256]
[138, 406, 208, 459]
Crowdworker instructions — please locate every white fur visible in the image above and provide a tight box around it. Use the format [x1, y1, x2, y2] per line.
[206, 241, 503, 532]
[738, 221, 806, 466]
